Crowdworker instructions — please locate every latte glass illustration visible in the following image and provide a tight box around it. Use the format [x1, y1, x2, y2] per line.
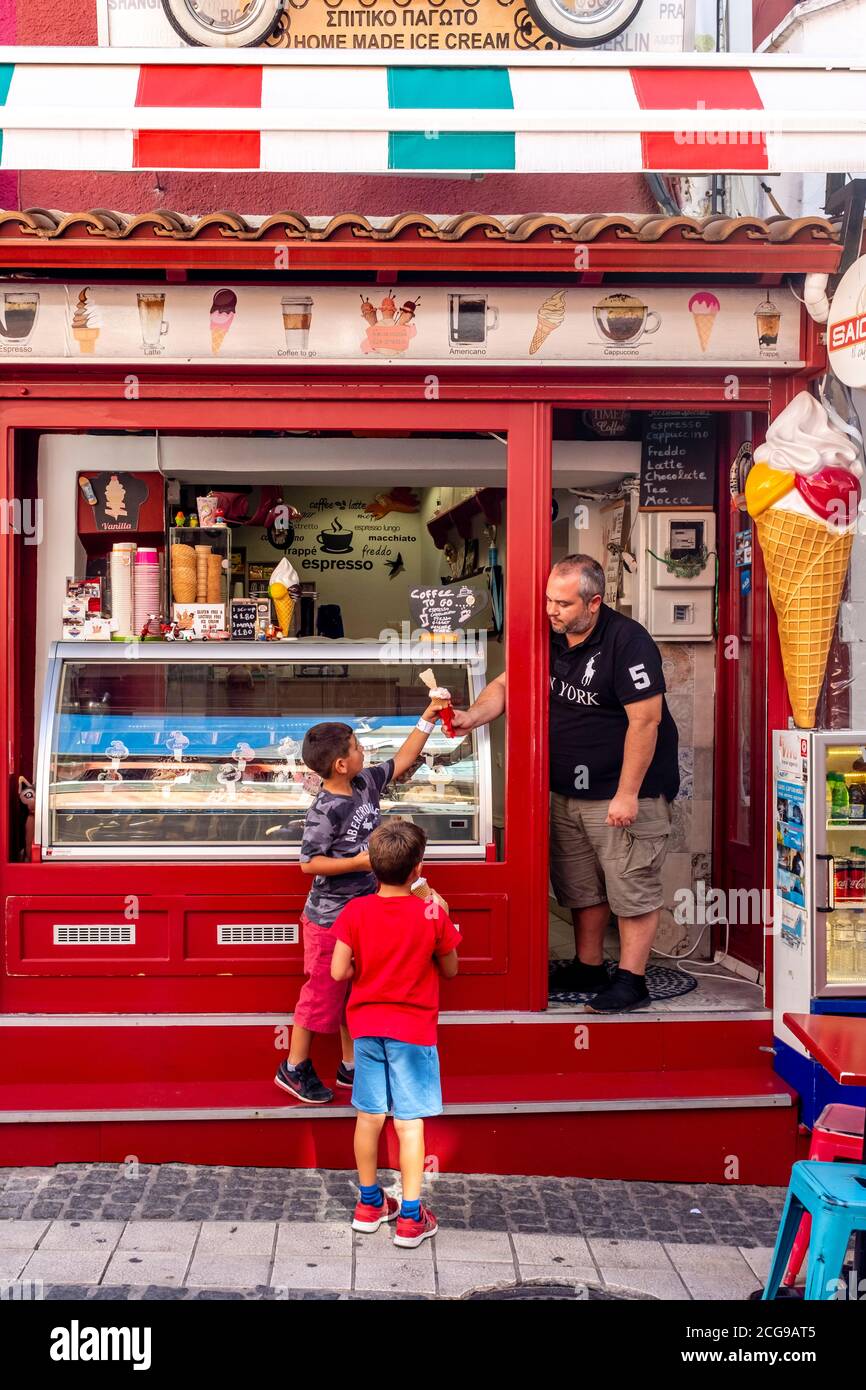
[0, 291, 39, 343]
[282, 296, 313, 351]
[755, 295, 781, 349]
[448, 294, 500, 345]
[137, 292, 168, 349]
[593, 293, 660, 345]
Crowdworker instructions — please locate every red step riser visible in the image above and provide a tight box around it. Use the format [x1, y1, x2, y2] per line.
[0, 1018, 774, 1088]
[0, 1108, 799, 1184]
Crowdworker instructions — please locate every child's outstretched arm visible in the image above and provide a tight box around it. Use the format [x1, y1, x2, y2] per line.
[392, 697, 450, 779]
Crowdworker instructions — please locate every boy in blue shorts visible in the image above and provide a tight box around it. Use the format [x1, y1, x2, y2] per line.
[331, 819, 461, 1247]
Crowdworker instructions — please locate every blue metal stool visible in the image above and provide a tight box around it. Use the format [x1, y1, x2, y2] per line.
[763, 1160, 866, 1301]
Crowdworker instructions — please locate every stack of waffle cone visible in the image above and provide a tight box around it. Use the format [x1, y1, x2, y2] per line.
[195, 545, 211, 603]
[755, 507, 853, 727]
[206, 554, 223, 604]
[273, 594, 295, 636]
[171, 544, 196, 604]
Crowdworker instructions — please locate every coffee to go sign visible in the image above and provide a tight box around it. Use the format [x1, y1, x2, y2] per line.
[156, 0, 675, 52]
[828, 256, 866, 389]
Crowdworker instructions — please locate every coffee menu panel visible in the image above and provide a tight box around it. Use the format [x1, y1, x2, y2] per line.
[0, 284, 801, 367]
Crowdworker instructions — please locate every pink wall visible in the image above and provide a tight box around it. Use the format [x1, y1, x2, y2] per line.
[4, 0, 655, 217]
[753, 0, 795, 47]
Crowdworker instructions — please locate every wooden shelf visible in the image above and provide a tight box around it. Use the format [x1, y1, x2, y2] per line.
[427, 487, 504, 548]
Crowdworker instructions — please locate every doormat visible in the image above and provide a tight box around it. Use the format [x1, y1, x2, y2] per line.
[548, 960, 698, 1005]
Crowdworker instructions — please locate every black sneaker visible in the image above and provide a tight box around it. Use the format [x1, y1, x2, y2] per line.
[274, 1059, 333, 1104]
[335, 1061, 355, 1089]
[548, 957, 610, 994]
[585, 968, 652, 1013]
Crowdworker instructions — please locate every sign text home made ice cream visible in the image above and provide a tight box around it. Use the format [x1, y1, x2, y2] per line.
[0, 284, 802, 368]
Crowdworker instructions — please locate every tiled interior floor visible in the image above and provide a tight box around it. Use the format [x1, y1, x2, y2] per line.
[548, 909, 764, 1014]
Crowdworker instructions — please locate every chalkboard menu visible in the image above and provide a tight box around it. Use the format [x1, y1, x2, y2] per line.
[230, 597, 269, 640]
[409, 582, 489, 636]
[640, 412, 718, 510]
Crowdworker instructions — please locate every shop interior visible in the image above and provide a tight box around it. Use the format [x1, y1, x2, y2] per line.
[18, 412, 770, 1013]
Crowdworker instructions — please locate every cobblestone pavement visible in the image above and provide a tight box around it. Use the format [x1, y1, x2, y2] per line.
[0, 1164, 787, 1247]
[0, 1165, 787, 1301]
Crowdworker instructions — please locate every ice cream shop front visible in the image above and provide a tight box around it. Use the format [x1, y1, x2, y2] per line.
[0, 201, 860, 1183]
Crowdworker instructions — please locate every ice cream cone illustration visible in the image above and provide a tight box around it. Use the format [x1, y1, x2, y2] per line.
[209, 288, 237, 354]
[529, 290, 566, 355]
[71, 287, 103, 354]
[746, 392, 863, 727]
[268, 556, 301, 637]
[688, 292, 720, 352]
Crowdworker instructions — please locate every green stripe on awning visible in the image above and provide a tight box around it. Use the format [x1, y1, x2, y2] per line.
[387, 66, 514, 172]
[0, 65, 13, 166]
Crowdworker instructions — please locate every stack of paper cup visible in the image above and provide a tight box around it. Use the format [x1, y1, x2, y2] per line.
[110, 542, 136, 637]
[134, 547, 160, 636]
[171, 543, 196, 603]
[206, 553, 223, 604]
[195, 545, 211, 603]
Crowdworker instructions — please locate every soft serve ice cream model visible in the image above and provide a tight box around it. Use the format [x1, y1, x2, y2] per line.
[745, 391, 863, 727]
[268, 557, 301, 637]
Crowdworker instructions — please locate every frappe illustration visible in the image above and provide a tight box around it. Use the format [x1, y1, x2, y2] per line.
[209, 289, 237, 354]
[529, 290, 566, 355]
[756, 294, 781, 349]
[688, 292, 720, 352]
[71, 287, 103, 354]
[746, 391, 863, 727]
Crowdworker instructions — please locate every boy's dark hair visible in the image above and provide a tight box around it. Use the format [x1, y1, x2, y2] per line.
[369, 819, 427, 885]
[302, 722, 354, 779]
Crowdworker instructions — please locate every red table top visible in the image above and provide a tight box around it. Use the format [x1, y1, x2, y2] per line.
[783, 1013, 866, 1087]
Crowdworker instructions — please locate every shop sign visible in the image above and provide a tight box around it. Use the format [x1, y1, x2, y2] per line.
[409, 583, 489, 636]
[827, 255, 866, 389]
[115, 0, 684, 54]
[0, 283, 803, 370]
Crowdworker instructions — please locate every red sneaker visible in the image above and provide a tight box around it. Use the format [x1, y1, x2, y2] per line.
[394, 1204, 438, 1248]
[352, 1193, 398, 1233]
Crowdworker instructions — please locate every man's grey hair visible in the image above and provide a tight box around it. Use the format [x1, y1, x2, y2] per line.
[551, 554, 605, 602]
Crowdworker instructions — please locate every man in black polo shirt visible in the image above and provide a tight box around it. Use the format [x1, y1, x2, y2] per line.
[451, 553, 679, 1013]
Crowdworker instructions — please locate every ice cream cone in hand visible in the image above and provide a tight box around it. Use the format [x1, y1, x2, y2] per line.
[268, 556, 301, 637]
[529, 290, 566, 355]
[746, 392, 863, 727]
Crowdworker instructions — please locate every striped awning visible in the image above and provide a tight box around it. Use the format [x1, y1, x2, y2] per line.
[1, 48, 865, 176]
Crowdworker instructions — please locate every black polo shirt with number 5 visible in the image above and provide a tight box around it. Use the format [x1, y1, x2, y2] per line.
[549, 603, 680, 802]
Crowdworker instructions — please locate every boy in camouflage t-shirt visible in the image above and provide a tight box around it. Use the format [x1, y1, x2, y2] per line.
[275, 703, 447, 1105]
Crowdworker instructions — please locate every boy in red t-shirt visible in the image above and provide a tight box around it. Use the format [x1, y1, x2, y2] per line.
[331, 819, 461, 1248]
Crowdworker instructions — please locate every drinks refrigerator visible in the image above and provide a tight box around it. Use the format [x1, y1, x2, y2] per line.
[772, 729, 866, 1125]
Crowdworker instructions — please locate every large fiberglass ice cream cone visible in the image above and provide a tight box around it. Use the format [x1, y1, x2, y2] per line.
[268, 556, 301, 637]
[746, 392, 863, 727]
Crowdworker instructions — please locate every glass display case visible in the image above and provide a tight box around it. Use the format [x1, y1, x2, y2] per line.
[36, 642, 492, 860]
[820, 737, 866, 993]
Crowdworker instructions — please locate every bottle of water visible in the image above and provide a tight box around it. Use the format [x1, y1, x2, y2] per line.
[832, 915, 856, 979]
[855, 919, 866, 980]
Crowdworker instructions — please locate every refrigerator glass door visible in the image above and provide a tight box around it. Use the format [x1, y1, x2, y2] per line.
[813, 732, 866, 997]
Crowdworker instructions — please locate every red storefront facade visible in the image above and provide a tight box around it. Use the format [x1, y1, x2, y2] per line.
[0, 208, 843, 1182]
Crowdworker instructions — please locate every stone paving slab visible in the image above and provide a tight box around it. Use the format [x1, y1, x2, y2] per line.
[116, 1222, 199, 1255]
[354, 1255, 437, 1295]
[103, 1250, 190, 1287]
[0, 1165, 787, 1248]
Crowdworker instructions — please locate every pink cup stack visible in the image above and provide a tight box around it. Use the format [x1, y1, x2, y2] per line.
[134, 547, 160, 637]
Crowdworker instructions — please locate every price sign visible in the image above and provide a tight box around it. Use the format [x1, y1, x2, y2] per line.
[230, 598, 258, 640]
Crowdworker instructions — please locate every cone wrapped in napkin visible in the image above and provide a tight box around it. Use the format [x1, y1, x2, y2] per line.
[746, 391, 863, 727]
[268, 557, 301, 637]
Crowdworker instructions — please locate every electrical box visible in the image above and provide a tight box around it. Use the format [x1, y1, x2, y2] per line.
[639, 511, 716, 641]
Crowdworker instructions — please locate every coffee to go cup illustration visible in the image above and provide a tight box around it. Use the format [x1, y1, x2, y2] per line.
[449, 294, 500, 345]
[282, 295, 313, 352]
[137, 291, 169, 350]
[318, 519, 353, 553]
[593, 293, 661, 345]
[0, 291, 40, 343]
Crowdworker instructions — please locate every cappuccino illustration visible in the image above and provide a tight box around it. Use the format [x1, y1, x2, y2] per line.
[593, 293, 660, 346]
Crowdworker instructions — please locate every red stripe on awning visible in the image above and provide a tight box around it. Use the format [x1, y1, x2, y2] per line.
[133, 130, 261, 169]
[631, 68, 769, 172]
[136, 65, 263, 107]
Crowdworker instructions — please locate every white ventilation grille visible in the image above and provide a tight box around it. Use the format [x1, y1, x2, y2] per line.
[217, 923, 299, 946]
[53, 924, 135, 945]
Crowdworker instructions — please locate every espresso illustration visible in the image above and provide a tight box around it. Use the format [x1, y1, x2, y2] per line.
[0, 292, 39, 343]
[593, 293, 660, 345]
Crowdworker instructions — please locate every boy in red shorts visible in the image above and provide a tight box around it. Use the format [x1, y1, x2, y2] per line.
[331, 820, 461, 1247]
[275, 705, 446, 1105]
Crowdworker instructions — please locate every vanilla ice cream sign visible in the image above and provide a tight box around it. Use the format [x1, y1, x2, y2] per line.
[828, 256, 866, 389]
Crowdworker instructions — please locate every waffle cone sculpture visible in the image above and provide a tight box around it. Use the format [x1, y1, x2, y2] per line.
[273, 594, 295, 636]
[746, 392, 863, 729]
[268, 555, 301, 638]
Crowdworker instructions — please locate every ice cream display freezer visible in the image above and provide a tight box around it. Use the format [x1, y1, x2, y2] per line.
[35, 642, 492, 860]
